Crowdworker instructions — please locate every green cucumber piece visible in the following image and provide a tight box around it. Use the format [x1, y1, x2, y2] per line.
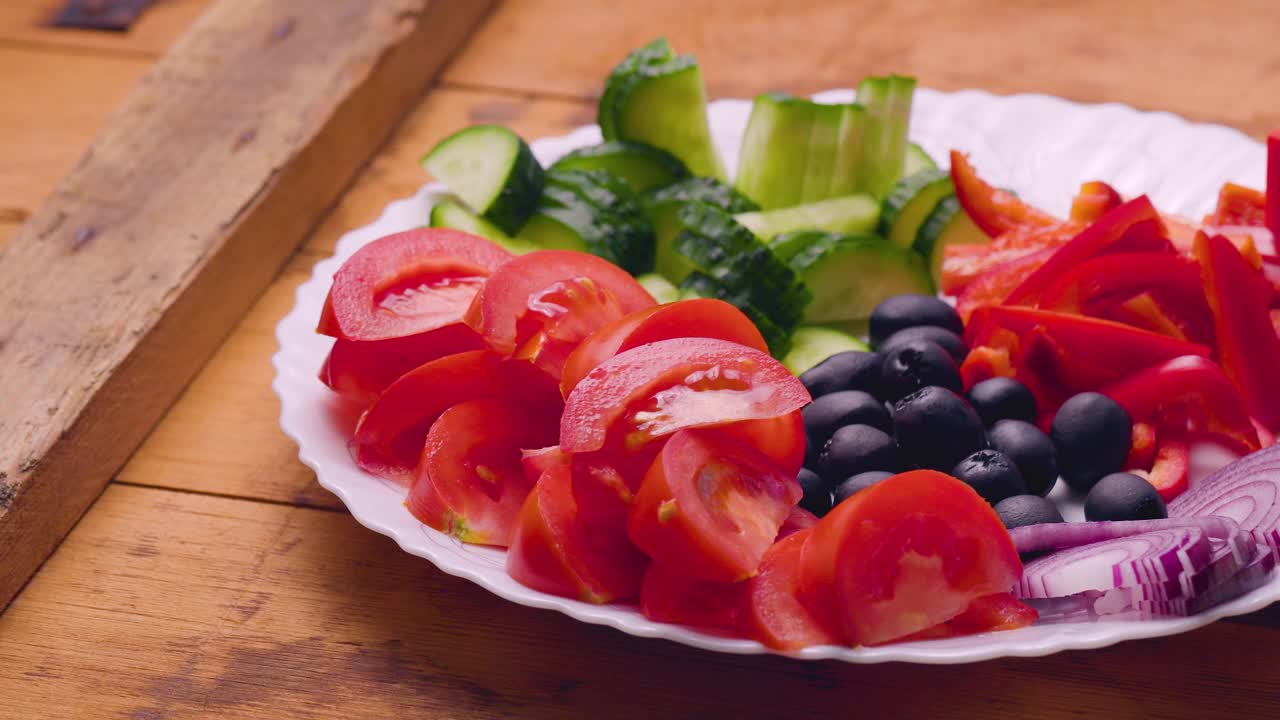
[549, 141, 689, 192]
[828, 103, 868, 198]
[782, 326, 870, 375]
[735, 194, 880, 241]
[768, 230, 843, 264]
[516, 169, 654, 274]
[643, 177, 759, 283]
[428, 199, 539, 254]
[636, 272, 680, 304]
[801, 102, 848, 203]
[855, 76, 916, 199]
[735, 93, 831, 210]
[600, 40, 726, 179]
[678, 272, 792, 357]
[916, 194, 990, 287]
[903, 142, 937, 176]
[788, 234, 933, 325]
[422, 125, 545, 235]
[879, 169, 953, 248]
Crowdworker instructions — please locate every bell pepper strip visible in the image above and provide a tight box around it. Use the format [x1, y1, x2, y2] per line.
[1126, 422, 1157, 470]
[1003, 196, 1173, 306]
[942, 226, 1075, 296]
[1130, 427, 1190, 503]
[1070, 181, 1124, 224]
[955, 246, 1057, 322]
[1254, 419, 1277, 449]
[958, 333, 1017, 390]
[949, 151, 1063, 238]
[1268, 130, 1280, 239]
[1101, 293, 1191, 343]
[1203, 182, 1268, 227]
[1195, 232, 1280, 429]
[1271, 308, 1280, 336]
[1099, 355, 1261, 454]
[1261, 255, 1280, 302]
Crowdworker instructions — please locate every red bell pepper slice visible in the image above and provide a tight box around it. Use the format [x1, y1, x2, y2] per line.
[1100, 355, 1261, 454]
[942, 227, 1074, 296]
[1069, 181, 1124, 224]
[1195, 232, 1280, 429]
[1126, 422, 1157, 470]
[1266, 130, 1279, 238]
[1003, 196, 1173, 306]
[949, 151, 1062, 238]
[1204, 182, 1267, 227]
[955, 247, 1057, 322]
[1138, 429, 1190, 502]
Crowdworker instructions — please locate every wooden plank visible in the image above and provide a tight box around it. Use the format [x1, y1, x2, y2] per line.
[0, 45, 150, 215]
[444, 0, 1280, 138]
[2, 483, 1278, 720]
[0, 0, 497, 610]
[118, 88, 591, 508]
[0, 0, 209, 56]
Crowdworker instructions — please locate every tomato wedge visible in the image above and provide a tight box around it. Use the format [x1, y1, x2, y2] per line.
[721, 411, 807, 478]
[318, 228, 512, 341]
[746, 529, 841, 650]
[798, 470, 1022, 646]
[407, 398, 559, 546]
[899, 592, 1038, 641]
[352, 351, 563, 483]
[639, 562, 746, 632]
[777, 506, 820, 540]
[520, 445, 569, 485]
[628, 428, 801, 582]
[559, 299, 768, 396]
[320, 323, 484, 405]
[465, 250, 655, 379]
[507, 464, 648, 603]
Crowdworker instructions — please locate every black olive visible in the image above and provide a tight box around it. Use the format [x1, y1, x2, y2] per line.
[952, 449, 1028, 505]
[796, 467, 833, 517]
[879, 325, 968, 364]
[818, 424, 897, 485]
[994, 495, 1065, 530]
[891, 386, 986, 472]
[987, 419, 1059, 497]
[880, 340, 962, 401]
[1084, 473, 1167, 522]
[798, 350, 883, 399]
[1051, 392, 1132, 493]
[802, 390, 893, 447]
[869, 294, 964, 346]
[967, 377, 1037, 426]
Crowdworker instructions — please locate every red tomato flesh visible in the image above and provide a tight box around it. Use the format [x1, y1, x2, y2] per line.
[720, 411, 807, 478]
[640, 562, 746, 632]
[798, 470, 1022, 646]
[628, 428, 802, 582]
[320, 323, 484, 406]
[407, 398, 559, 547]
[318, 229, 512, 341]
[520, 445, 569, 486]
[746, 529, 842, 650]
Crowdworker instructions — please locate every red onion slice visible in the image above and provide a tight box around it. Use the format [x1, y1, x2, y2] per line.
[1016, 528, 1212, 599]
[1169, 444, 1280, 546]
[1010, 517, 1252, 563]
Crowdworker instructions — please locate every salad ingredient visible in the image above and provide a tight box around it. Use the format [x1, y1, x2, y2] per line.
[1069, 181, 1124, 224]
[628, 428, 801, 582]
[428, 199, 539, 253]
[869, 293, 964, 345]
[778, 506, 821, 539]
[802, 390, 893, 445]
[678, 273, 795, 356]
[948, 151, 1061, 237]
[1204, 183, 1267, 227]
[1084, 472, 1169, 522]
[832, 471, 893, 505]
[736, 194, 881, 241]
[986, 419, 1059, 497]
[818, 424, 897, 483]
[797, 349, 882, 399]
[1133, 427, 1190, 502]
[549, 140, 690, 192]
[796, 467, 833, 517]
[1008, 517, 1253, 557]
[421, 125, 545, 235]
[1050, 392, 1132, 493]
[636, 272, 680, 303]
[966, 377, 1036, 426]
[644, 176, 759, 282]
[746, 529, 841, 650]
[1169, 443, 1280, 552]
[1269, 131, 1280, 237]
[949, 240, 1063, 307]
[879, 324, 967, 364]
[799, 470, 1023, 646]
[408, 398, 559, 546]
[994, 495, 1064, 530]
[320, 323, 484, 406]
[879, 338, 963, 400]
[916, 194, 991, 287]
[517, 169, 656, 274]
[903, 143, 937, 175]
[723, 411, 808, 477]
[787, 234, 933, 327]
[1015, 526, 1216, 600]
[317, 228, 512, 342]
[880, 169, 953, 249]
[892, 386, 986, 471]
[639, 562, 745, 630]
[952, 449, 1027, 505]
[856, 75, 917, 199]
[599, 38, 725, 178]
[735, 92, 848, 209]
[781, 326, 869, 375]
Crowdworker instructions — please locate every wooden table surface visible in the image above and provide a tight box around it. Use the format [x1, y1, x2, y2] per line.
[2, 1, 1279, 717]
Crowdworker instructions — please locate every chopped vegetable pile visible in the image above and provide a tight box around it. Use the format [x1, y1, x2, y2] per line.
[311, 37, 1280, 650]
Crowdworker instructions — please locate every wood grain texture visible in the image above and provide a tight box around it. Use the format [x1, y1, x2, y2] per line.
[2, 484, 1278, 720]
[445, 0, 1280, 138]
[0, 0, 209, 56]
[119, 88, 590, 508]
[0, 0, 497, 610]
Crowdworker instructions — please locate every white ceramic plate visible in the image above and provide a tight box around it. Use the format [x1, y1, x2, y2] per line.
[273, 88, 1280, 664]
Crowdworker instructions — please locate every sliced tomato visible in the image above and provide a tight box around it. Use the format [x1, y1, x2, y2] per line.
[521, 445, 569, 485]
[559, 298, 768, 396]
[407, 398, 559, 547]
[320, 323, 484, 405]
[777, 506, 820, 540]
[921, 593, 1038, 639]
[639, 562, 746, 632]
[746, 529, 842, 650]
[465, 250, 655, 379]
[798, 470, 1022, 646]
[720, 411, 806, 478]
[1069, 181, 1124, 224]
[628, 428, 801, 582]
[352, 351, 563, 483]
[506, 464, 648, 603]
[949, 151, 1063, 238]
[1204, 182, 1267, 227]
[318, 228, 512, 341]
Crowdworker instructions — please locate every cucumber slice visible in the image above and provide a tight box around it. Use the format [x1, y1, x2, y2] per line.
[788, 234, 933, 324]
[828, 103, 868, 198]
[735, 93, 844, 210]
[549, 141, 689, 193]
[636, 272, 680, 304]
[768, 230, 843, 264]
[782, 326, 870, 375]
[516, 169, 655, 274]
[801, 102, 848, 203]
[600, 40, 726, 179]
[735, 194, 880, 241]
[855, 76, 916, 199]
[904, 142, 937, 176]
[916, 194, 990, 287]
[879, 169, 953, 248]
[428, 199, 539, 254]
[642, 177, 760, 283]
[422, 125, 545, 235]
[678, 272, 793, 357]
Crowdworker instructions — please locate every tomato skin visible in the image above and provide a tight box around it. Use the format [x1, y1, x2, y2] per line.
[507, 464, 648, 603]
[520, 445, 569, 486]
[719, 411, 807, 478]
[628, 429, 802, 583]
[776, 506, 820, 540]
[352, 351, 563, 483]
[407, 398, 560, 547]
[746, 529, 842, 650]
[560, 337, 811, 456]
[320, 323, 485, 405]
[640, 562, 746, 632]
[798, 470, 1022, 646]
[318, 228, 512, 341]
[559, 299, 769, 396]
